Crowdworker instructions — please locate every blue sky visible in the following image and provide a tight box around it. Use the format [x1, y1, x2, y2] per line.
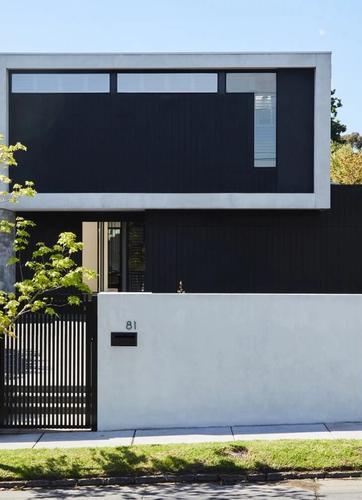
[1, 0, 360, 132]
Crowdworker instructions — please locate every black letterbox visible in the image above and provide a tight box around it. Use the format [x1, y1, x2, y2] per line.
[111, 332, 137, 346]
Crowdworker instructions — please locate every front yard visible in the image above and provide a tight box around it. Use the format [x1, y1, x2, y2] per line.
[0, 440, 362, 481]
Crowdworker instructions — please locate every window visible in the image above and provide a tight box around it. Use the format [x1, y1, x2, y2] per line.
[117, 73, 217, 93]
[11, 73, 110, 93]
[254, 94, 276, 167]
[226, 73, 276, 93]
[226, 73, 277, 167]
[107, 222, 122, 291]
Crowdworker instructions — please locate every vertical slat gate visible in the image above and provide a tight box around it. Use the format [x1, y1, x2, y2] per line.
[0, 296, 97, 430]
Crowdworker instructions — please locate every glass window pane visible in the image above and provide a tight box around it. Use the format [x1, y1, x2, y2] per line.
[117, 73, 217, 93]
[108, 222, 121, 291]
[12, 73, 110, 93]
[254, 94, 276, 167]
[226, 73, 277, 167]
[226, 73, 276, 93]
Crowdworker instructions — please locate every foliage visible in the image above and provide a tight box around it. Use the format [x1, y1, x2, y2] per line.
[0, 135, 96, 336]
[331, 89, 347, 143]
[330, 143, 362, 184]
[0, 135, 35, 202]
[342, 131, 362, 151]
[0, 440, 361, 480]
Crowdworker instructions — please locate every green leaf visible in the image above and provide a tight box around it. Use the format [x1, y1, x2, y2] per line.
[45, 307, 58, 316]
[67, 296, 81, 306]
[0, 220, 15, 233]
[6, 256, 19, 266]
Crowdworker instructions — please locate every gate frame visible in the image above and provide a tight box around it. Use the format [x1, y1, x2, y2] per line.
[86, 293, 98, 431]
[0, 293, 98, 431]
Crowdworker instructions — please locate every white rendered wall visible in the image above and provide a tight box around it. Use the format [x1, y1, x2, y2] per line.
[97, 293, 361, 431]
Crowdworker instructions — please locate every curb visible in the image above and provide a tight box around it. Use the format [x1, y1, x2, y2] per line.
[0, 470, 362, 490]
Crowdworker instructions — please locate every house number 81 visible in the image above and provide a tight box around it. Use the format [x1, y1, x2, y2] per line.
[126, 321, 136, 330]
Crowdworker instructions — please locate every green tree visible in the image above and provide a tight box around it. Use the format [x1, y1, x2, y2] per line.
[342, 132, 362, 151]
[331, 89, 347, 143]
[0, 135, 96, 336]
[331, 143, 362, 184]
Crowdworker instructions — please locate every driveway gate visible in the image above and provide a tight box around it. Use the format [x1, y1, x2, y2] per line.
[0, 296, 97, 430]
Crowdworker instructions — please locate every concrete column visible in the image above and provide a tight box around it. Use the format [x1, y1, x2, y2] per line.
[0, 209, 15, 291]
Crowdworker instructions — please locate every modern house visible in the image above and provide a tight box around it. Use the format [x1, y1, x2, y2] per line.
[2, 52, 362, 432]
[0, 52, 339, 294]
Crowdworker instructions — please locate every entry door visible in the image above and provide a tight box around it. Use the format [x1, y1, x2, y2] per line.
[82, 221, 145, 293]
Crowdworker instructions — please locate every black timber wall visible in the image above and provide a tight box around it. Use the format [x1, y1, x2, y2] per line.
[19, 186, 362, 294]
[10, 69, 314, 194]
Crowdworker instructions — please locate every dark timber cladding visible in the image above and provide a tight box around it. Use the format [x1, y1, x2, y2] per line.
[277, 69, 315, 192]
[20, 186, 362, 294]
[10, 69, 314, 194]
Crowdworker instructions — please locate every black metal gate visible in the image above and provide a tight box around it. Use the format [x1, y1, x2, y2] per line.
[0, 296, 97, 430]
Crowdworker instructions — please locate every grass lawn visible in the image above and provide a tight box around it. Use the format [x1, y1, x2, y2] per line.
[0, 440, 361, 481]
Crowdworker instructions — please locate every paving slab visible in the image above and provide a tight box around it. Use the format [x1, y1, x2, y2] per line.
[133, 426, 234, 445]
[326, 421, 362, 439]
[3, 421, 362, 450]
[232, 423, 331, 441]
[317, 478, 362, 498]
[35, 430, 133, 448]
[0, 432, 42, 449]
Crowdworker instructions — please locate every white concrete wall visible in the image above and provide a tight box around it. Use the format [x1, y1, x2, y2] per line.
[97, 293, 362, 431]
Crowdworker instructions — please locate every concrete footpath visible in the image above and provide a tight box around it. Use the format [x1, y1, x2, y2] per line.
[1, 479, 362, 499]
[1, 422, 362, 450]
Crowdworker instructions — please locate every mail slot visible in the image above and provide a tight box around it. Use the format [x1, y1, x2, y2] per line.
[111, 332, 137, 346]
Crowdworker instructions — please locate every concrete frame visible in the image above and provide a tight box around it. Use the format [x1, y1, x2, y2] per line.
[0, 52, 331, 210]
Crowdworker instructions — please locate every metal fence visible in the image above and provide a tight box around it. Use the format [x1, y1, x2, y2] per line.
[0, 296, 97, 430]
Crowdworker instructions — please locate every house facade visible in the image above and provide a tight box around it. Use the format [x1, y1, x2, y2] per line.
[0, 52, 336, 294]
[3, 52, 362, 431]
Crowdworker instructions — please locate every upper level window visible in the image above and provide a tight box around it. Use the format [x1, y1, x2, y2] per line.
[117, 73, 217, 93]
[226, 73, 276, 168]
[11, 73, 110, 93]
[254, 94, 276, 167]
[226, 73, 276, 93]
